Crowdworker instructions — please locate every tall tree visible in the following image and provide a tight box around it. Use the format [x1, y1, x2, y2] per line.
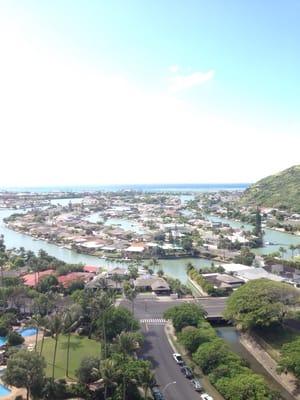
[279, 246, 287, 259]
[123, 283, 138, 328]
[224, 279, 300, 329]
[289, 244, 296, 259]
[48, 313, 63, 380]
[93, 291, 114, 359]
[63, 304, 82, 377]
[253, 208, 263, 244]
[0, 235, 8, 287]
[100, 358, 119, 400]
[3, 350, 46, 400]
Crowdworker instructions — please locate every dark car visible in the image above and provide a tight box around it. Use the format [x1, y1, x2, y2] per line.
[180, 366, 194, 379]
[152, 387, 165, 400]
[191, 378, 203, 391]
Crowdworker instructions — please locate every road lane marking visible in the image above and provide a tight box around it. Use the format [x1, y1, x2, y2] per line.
[140, 318, 167, 325]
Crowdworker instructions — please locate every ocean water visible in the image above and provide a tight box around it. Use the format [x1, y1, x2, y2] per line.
[0, 183, 249, 193]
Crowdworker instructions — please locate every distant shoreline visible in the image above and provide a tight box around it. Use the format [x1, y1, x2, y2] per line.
[0, 183, 250, 193]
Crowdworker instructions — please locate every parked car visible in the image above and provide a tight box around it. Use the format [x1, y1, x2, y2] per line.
[180, 366, 194, 379]
[200, 393, 213, 400]
[172, 353, 184, 365]
[152, 387, 165, 400]
[191, 378, 202, 391]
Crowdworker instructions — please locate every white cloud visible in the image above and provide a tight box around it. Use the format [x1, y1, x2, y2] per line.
[0, 11, 298, 187]
[168, 70, 215, 92]
[168, 65, 180, 73]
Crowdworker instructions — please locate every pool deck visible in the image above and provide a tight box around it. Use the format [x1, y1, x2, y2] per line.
[0, 387, 26, 400]
[0, 331, 43, 399]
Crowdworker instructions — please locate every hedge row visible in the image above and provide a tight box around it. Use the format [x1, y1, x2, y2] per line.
[166, 304, 279, 400]
[187, 265, 229, 297]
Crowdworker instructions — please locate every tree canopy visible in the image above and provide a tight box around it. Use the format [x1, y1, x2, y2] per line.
[279, 338, 300, 378]
[224, 279, 300, 329]
[164, 303, 204, 332]
[3, 350, 46, 400]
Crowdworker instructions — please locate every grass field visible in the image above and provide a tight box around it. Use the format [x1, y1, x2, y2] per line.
[37, 334, 100, 379]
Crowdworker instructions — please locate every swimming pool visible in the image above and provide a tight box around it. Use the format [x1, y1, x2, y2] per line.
[0, 327, 38, 347]
[17, 327, 38, 337]
[0, 384, 11, 396]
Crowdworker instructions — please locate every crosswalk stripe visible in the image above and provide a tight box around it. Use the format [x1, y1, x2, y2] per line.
[140, 318, 166, 324]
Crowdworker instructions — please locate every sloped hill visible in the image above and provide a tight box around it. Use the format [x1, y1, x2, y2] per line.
[240, 165, 300, 212]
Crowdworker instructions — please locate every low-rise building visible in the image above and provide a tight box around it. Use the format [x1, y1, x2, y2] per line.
[134, 276, 171, 295]
[202, 273, 245, 290]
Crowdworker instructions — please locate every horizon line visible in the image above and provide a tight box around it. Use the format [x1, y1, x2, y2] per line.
[0, 182, 251, 191]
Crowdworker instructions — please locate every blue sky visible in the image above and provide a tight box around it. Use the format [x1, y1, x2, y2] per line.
[0, 1, 299, 186]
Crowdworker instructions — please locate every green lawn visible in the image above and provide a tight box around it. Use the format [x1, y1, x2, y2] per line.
[37, 334, 100, 379]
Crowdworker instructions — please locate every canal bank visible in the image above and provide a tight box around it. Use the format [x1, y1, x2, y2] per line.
[216, 326, 297, 400]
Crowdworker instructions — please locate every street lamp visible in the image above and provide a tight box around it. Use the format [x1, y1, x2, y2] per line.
[162, 381, 176, 395]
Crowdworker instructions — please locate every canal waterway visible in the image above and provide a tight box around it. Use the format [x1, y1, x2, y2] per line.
[216, 326, 294, 400]
[206, 215, 300, 258]
[0, 207, 298, 283]
[0, 209, 213, 283]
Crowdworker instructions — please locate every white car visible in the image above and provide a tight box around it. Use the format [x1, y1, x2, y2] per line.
[200, 394, 213, 400]
[172, 353, 184, 365]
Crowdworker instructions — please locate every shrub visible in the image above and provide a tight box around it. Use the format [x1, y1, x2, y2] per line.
[178, 325, 213, 353]
[7, 331, 24, 346]
[164, 303, 205, 332]
[75, 357, 100, 384]
[0, 324, 8, 337]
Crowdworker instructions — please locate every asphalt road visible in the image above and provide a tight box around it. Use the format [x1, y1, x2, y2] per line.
[122, 296, 227, 319]
[140, 322, 201, 400]
[120, 296, 227, 400]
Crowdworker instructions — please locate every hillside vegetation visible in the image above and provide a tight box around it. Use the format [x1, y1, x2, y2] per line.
[240, 165, 300, 212]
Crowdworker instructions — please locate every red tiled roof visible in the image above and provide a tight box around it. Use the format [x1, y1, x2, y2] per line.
[23, 269, 55, 287]
[83, 265, 98, 273]
[57, 272, 94, 288]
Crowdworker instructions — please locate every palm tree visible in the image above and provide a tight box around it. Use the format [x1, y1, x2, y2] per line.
[279, 246, 287, 259]
[115, 331, 142, 359]
[157, 269, 164, 277]
[289, 244, 296, 259]
[111, 273, 122, 290]
[39, 317, 49, 356]
[99, 292, 114, 359]
[29, 314, 43, 352]
[0, 252, 8, 287]
[49, 313, 63, 380]
[124, 284, 138, 325]
[139, 367, 154, 400]
[89, 291, 114, 359]
[149, 258, 160, 273]
[100, 358, 119, 400]
[186, 262, 194, 273]
[63, 304, 82, 377]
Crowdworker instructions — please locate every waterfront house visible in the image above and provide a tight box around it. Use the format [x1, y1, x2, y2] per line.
[134, 276, 171, 295]
[202, 273, 245, 291]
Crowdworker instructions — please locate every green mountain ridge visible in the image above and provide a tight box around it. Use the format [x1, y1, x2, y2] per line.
[240, 165, 300, 212]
